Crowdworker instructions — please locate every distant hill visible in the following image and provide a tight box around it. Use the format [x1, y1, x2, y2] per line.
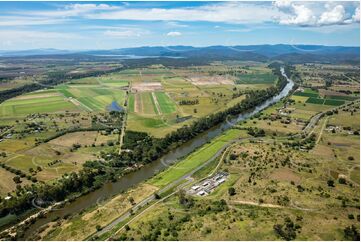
[0, 45, 359, 64]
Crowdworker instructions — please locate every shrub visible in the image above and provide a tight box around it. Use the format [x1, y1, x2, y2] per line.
[228, 187, 236, 196]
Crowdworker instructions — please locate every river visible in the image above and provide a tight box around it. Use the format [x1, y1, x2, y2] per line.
[18, 67, 294, 239]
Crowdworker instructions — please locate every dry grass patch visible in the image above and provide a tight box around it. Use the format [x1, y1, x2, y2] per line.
[44, 183, 158, 241]
[132, 82, 162, 92]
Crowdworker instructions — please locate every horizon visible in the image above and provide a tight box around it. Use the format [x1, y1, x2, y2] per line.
[0, 1, 359, 50]
[1, 43, 360, 53]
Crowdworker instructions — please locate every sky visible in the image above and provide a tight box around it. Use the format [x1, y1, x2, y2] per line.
[0, 0, 359, 50]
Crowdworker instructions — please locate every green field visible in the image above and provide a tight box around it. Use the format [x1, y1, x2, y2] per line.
[323, 99, 345, 106]
[128, 94, 135, 112]
[305, 97, 345, 106]
[148, 129, 243, 188]
[154, 92, 176, 114]
[306, 97, 325, 104]
[325, 95, 356, 101]
[0, 93, 79, 117]
[235, 73, 277, 84]
[57, 85, 126, 111]
[294, 91, 319, 98]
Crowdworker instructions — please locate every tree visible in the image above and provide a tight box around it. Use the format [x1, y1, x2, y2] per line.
[228, 187, 236, 196]
[344, 225, 360, 241]
[327, 179, 335, 187]
[273, 217, 300, 241]
[13, 176, 21, 184]
[339, 177, 347, 184]
[178, 189, 194, 208]
[96, 225, 102, 231]
[128, 196, 135, 205]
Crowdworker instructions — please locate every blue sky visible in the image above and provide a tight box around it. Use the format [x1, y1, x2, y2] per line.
[0, 1, 359, 50]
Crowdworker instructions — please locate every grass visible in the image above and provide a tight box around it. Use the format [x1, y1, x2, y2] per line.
[43, 183, 158, 241]
[323, 99, 345, 106]
[57, 86, 126, 111]
[325, 95, 358, 101]
[0, 168, 18, 196]
[235, 73, 277, 84]
[293, 91, 319, 98]
[148, 129, 243, 188]
[0, 94, 79, 117]
[128, 94, 135, 112]
[139, 92, 158, 115]
[154, 92, 176, 114]
[306, 97, 325, 105]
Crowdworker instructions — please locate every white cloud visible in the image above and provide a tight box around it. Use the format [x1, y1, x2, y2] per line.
[318, 5, 346, 25]
[0, 30, 80, 39]
[279, 4, 316, 26]
[166, 31, 182, 37]
[19, 3, 119, 18]
[276, 2, 359, 27]
[4, 2, 360, 29]
[273, 0, 292, 10]
[166, 21, 188, 28]
[0, 16, 67, 26]
[85, 2, 284, 24]
[352, 7, 360, 22]
[104, 28, 150, 38]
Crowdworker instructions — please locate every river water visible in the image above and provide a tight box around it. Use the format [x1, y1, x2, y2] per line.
[19, 67, 294, 238]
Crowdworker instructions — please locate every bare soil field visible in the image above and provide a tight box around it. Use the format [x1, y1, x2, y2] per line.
[188, 75, 234, 85]
[48, 131, 115, 147]
[131, 82, 162, 92]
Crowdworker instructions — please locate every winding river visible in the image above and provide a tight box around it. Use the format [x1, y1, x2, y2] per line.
[19, 67, 294, 238]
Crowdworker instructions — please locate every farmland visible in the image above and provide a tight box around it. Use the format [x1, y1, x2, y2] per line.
[124, 63, 276, 137]
[0, 59, 359, 241]
[0, 61, 280, 197]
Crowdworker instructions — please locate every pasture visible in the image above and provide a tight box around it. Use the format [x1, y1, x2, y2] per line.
[235, 73, 277, 84]
[148, 129, 244, 188]
[0, 90, 79, 117]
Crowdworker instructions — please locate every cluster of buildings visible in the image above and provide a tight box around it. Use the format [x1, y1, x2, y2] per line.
[188, 171, 228, 196]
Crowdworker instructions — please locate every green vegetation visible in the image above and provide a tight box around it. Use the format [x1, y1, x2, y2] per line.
[306, 97, 324, 104]
[324, 99, 345, 106]
[235, 73, 277, 84]
[154, 92, 176, 114]
[148, 129, 243, 188]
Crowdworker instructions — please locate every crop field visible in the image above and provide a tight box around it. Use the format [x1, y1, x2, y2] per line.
[0, 90, 80, 117]
[154, 92, 176, 114]
[325, 95, 358, 101]
[293, 91, 319, 98]
[235, 73, 277, 84]
[56, 85, 126, 111]
[305, 97, 325, 104]
[123, 63, 279, 137]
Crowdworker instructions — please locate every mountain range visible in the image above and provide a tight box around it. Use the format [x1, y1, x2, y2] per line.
[0, 45, 359, 64]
